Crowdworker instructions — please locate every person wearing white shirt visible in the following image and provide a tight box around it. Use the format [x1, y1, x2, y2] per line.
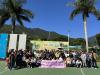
[76, 59, 82, 68]
[81, 52, 86, 67]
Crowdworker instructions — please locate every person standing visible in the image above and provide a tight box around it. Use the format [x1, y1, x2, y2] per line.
[16, 51, 23, 69]
[9, 51, 15, 70]
[81, 52, 86, 67]
[91, 50, 98, 69]
[86, 52, 92, 68]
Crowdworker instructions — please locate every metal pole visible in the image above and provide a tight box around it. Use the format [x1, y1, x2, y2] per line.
[68, 32, 69, 51]
[47, 32, 50, 40]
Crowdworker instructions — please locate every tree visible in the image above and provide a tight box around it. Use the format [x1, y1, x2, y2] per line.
[70, 38, 85, 46]
[96, 34, 100, 48]
[0, 0, 33, 33]
[69, 0, 100, 52]
[52, 35, 68, 41]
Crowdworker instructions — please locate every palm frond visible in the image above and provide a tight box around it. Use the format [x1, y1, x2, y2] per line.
[18, 15, 31, 22]
[69, 0, 100, 20]
[0, 9, 8, 15]
[0, 16, 9, 28]
[66, 2, 75, 7]
[17, 16, 24, 26]
[7, 0, 16, 13]
[90, 7, 100, 19]
[21, 8, 34, 18]
[70, 8, 81, 20]
[0, 0, 33, 31]
[16, 0, 27, 4]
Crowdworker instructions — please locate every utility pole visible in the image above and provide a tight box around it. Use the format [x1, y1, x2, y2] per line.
[68, 30, 70, 51]
[47, 32, 50, 41]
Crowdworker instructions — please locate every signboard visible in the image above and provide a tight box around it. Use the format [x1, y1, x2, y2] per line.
[18, 34, 27, 50]
[0, 34, 8, 59]
[8, 34, 18, 50]
[31, 40, 69, 50]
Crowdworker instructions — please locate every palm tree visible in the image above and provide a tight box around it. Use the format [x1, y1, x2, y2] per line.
[69, 0, 100, 52]
[0, 0, 33, 33]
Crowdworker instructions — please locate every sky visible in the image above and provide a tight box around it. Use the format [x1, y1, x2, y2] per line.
[14, 0, 100, 38]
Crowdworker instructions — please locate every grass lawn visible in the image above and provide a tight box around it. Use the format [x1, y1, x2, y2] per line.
[0, 61, 100, 75]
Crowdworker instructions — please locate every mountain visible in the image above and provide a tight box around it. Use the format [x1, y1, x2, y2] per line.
[0, 25, 98, 47]
[88, 36, 96, 46]
[0, 25, 66, 40]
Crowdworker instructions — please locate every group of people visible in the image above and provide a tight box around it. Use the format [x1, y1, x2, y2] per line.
[34, 49, 98, 69]
[6, 49, 98, 70]
[6, 49, 41, 70]
[64, 50, 98, 69]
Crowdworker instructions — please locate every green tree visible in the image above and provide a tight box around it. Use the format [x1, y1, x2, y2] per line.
[96, 34, 100, 48]
[69, 0, 100, 52]
[52, 35, 68, 41]
[0, 0, 33, 33]
[70, 38, 85, 46]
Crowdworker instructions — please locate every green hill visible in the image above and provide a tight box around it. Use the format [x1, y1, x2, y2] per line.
[0, 25, 66, 40]
[0, 25, 98, 47]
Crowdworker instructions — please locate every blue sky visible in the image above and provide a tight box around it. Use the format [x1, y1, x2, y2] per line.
[18, 0, 100, 38]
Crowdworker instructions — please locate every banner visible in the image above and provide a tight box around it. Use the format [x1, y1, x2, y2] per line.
[18, 34, 27, 50]
[8, 34, 18, 50]
[40, 60, 66, 68]
[31, 40, 69, 50]
[0, 34, 8, 59]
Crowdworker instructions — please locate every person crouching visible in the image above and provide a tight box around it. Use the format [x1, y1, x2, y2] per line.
[76, 59, 82, 68]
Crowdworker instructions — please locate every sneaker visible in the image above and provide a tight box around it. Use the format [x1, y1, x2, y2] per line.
[94, 68, 97, 69]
